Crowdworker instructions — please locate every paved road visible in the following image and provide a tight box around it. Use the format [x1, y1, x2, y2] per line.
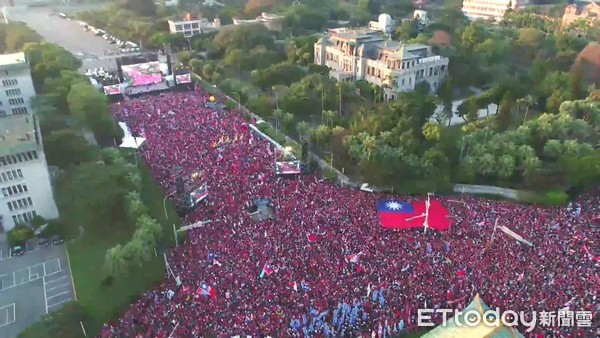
[5, 6, 121, 71]
[0, 240, 75, 338]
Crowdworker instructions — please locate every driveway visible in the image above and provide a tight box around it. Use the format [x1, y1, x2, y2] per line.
[5, 6, 122, 71]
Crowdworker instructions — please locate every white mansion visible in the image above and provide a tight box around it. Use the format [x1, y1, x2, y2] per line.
[314, 28, 449, 100]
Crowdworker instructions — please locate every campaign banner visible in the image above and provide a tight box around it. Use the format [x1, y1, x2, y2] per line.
[176, 74, 192, 84]
[104, 85, 121, 95]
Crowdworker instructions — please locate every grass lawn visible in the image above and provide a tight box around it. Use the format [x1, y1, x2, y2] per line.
[67, 158, 181, 335]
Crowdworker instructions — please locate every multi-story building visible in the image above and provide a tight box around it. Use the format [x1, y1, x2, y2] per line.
[462, 0, 531, 21]
[0, 52, 59, 232]
[314, 28, 449, 100]
[168, 14, 221, 38]
[562, 1, 600, 29]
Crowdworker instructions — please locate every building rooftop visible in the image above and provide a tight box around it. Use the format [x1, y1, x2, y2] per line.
[0, 115, 36, 156]
[0, 52, 27, 66]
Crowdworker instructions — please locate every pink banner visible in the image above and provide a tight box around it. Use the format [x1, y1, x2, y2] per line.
[104, 85, 121, 95]
[121, 62, 163, 87]
[176, 74, 192, 84]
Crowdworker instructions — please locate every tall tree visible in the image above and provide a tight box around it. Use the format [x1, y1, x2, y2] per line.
[44, 129, 97, 168]
[497, 92, 513, 131]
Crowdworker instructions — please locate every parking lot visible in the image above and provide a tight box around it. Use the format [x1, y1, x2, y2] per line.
[0, 240, 75, 338]
[5, 6, 121, 71]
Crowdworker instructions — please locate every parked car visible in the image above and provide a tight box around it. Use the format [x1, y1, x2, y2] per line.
[38, 237, 50, 248]
[51, 235, 63, 245]
[11, 245, 24, 256]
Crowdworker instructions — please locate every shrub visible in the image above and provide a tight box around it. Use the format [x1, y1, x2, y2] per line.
[7, 224, 34, 247]
[31, 215, 47, 229]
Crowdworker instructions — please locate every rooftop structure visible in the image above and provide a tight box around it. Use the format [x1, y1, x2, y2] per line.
[314, 28, 449, 100]
[232, 12, 283, 32]
[0, 52, 27, 66]
[368, 13, 396, 34]
[0, 115, 36, 157]
[462, 0, 531, 21]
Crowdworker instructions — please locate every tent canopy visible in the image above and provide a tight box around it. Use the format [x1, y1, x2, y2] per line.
[118, 121, 146, 149]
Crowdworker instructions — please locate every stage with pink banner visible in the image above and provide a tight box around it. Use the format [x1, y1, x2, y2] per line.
[121, 62, 163, 86]
[104, 85, 121, 95]
[176, 74, 192, 84]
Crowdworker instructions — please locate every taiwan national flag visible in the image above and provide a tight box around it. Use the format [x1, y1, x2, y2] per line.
[260, 264, 274, 278]
[377, 200, 417, 229]
[377, 199, 451, 231]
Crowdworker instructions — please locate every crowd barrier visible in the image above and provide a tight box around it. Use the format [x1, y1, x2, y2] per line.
[453, 184, 519, 200]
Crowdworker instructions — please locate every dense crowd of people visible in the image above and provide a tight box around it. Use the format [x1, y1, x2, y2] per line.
[99, 87, 599, 338]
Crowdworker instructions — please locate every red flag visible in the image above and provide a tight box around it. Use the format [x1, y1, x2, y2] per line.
[377, 200, 450, 231]
[307, 234, 318, 242]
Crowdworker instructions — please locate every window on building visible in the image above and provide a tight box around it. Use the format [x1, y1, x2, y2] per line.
[16, 185, 22, 193]
[1, 173, 6, 181]
[12, 201, 17, 210]
[2, 79, 17, 87]
[5, 88, 21, 96]
[32, 151, 37, 159]
[6, 156, 12, 164]
[12, 215, 17, 224]
[8, 98, 25, 105]
[1, 188, 6, 197]
[16, 154, 22, 162]
[7, 202, 12, 211]
[17, 169, 22, 178]
[27, 197, 32, 206]
[6, 171, 12, 180]
[11, 107, 28, 115]
[17, 199, 23, 208]
[0, 110, 5, 116]
[17, 214, 23, 223]
[22, 184, 27, 192]
[32, 210, 37, 217]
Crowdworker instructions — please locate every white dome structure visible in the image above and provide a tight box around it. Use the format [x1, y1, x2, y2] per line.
[378, 13, 392, 27]
[377, 13, 393, 34]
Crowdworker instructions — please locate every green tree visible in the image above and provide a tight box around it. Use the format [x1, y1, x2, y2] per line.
[104, 244, 128, 276]
[122, 0, 156, 16]
[24, 42, 82, 91]
[396, 19, 419, 41]
[44, 129, 97, 168]
[67, 83, 121, 146]
[55, 161, 135, 229]
[497, 92, 513, 131]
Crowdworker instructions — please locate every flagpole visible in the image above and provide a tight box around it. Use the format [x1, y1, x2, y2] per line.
[423, 193, 431, 235]
[491, 217, 498, 243]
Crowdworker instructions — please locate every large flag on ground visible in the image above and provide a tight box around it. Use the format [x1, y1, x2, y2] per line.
[377, 199, 451, 231]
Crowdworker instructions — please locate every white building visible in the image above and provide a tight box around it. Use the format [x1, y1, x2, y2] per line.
[0, 52, 59, 232]
[368, 13, 396, 35]
[232, 12, 284, 32]
[462, 0, 531, 21]
[314, 28, 449, 100]
[155, 0, 178, 7]
[168, 17, 221, 37]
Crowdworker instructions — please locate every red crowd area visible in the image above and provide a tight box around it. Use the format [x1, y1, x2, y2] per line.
[98, 88, 599, 338]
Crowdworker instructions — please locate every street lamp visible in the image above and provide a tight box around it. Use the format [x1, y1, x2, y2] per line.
[323, 151, 334, 172]
[268, 117, 279, 135]
[163, 191, 176, 221]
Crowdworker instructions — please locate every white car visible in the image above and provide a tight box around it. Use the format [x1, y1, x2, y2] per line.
[76, 52, 84, 57]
